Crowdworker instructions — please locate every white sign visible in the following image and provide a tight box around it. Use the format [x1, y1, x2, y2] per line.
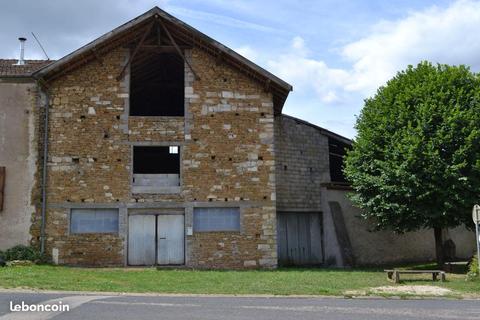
[474, 205, 480, 270]
[473, 204, 480, 224]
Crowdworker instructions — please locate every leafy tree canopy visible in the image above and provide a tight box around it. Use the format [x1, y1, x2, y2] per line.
[345, 62, 480, 234]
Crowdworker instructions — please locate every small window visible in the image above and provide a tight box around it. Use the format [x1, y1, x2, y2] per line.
[133, 146, 180, 174]
[193, 208, 240, 232]
[132, 146, 180, 193]
[70, 208, 119, 234]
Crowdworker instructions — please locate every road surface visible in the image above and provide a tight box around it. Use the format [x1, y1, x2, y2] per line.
[0, 291, 478, 320]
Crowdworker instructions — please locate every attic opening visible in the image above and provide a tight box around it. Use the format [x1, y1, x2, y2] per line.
[130, 51, 184, 116]
[328, 137, 350, 183]
[126, 20, 188, 117]
[132, 146, 180, 193]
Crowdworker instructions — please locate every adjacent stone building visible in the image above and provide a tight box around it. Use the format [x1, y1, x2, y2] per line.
[275, 115, 475, 266]
[0, 7, 475, 268]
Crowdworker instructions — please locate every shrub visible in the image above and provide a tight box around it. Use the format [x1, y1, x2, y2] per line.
[1, 245, 46, 263]
[466, 254, 479, 281]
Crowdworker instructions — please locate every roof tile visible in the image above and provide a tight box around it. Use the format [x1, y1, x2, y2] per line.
[0, 59, 53, 77]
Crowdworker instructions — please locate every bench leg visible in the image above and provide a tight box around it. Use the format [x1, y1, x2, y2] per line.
[394, 271, 400, 284]
[433, 273, 437, 281]
[387, 271, 393, 280]
[440, 273, 446, 282]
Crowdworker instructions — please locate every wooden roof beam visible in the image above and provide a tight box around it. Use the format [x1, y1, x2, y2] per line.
[116, 21, 155, 81]
[138, 45, 190, 53]
[159, 18, 200, 80]
[91, 47, 104, 66]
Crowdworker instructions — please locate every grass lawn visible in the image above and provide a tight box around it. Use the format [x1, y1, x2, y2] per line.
[0, 264, 478, 297]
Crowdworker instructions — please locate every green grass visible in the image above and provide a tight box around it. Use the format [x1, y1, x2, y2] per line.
[0, 265, 478, 297]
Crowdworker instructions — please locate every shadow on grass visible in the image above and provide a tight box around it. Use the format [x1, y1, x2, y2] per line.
[394, 278, 451, 284]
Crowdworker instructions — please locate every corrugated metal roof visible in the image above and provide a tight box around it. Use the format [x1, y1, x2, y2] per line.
[0, 59, 53, 77]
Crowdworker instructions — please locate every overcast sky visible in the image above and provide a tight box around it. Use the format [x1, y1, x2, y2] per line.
[2, 0, 480, 138]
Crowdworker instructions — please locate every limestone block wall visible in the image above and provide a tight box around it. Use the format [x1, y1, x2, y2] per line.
[187, 205, 276, 268]
[183, 49, 277, 268]
[274, 115, 330, 211]
[46, 49, 130, 205]
[128, 116, 184, 142]
[33, 45, 277, 268]
[42, 207, 125, 266]
[32, 49, 129, 265]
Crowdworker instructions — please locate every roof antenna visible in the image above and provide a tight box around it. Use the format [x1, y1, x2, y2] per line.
[31, 32, 50, 60]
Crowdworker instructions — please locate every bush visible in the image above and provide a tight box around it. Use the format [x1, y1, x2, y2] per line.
[466, 254, 479, 281]
[1, 245, 46, 263]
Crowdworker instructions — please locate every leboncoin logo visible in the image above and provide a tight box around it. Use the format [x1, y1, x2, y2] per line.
[10, 301, 70, 312]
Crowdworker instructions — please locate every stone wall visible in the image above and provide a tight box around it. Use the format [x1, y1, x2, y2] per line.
[42, 207, 125, 266]
[322, 188, 477, 266]
[184, 49, 277, 268]
[274, 115, 330, 211]
[128, 117, 184, 142]
[274, 116, 476, 267]
[31, 48, 129, 265]
[0, 81, 38, 250]
[35, 45, 277, 268]
[187, 206, 276, 268]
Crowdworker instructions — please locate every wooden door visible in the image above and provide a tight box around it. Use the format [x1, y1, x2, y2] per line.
[157, 215, 184, 265]
[277, 212, 323, 266]
[128, 215, 156, 265]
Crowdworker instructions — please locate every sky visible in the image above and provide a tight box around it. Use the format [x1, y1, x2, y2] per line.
[1, 0, 480, 138]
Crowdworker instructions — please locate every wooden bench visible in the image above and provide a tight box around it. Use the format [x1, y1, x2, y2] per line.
[384, 269, 446, 283]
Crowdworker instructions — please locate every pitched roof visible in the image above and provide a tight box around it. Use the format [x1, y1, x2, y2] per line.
[0, 59, 53, 77]
[33, 7, 292, 113]
[281, 114, 352, 145]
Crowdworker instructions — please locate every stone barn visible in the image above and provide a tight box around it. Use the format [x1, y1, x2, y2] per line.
[0, 7, 475, 268]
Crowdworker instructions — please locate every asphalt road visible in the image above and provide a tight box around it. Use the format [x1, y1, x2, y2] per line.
[0, 291, 479, 320]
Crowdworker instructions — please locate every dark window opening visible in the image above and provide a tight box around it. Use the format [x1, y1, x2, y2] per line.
[133, 146, 180, 174]
[132, 146, 180, 192]
[328, 137, 351, 183]
[130, 52, 184, 116]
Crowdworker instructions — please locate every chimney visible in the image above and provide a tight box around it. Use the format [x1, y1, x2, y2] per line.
[16, 37, 27, 65]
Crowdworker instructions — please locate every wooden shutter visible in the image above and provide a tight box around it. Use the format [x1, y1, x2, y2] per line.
[0, 167, 4, 211]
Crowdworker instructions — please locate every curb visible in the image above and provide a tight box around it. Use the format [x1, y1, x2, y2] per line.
[0, 287, 478, 300]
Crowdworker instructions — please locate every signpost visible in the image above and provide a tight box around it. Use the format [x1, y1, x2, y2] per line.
[473, 205, 480, 268]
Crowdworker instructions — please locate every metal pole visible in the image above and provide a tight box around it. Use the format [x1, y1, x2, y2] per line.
[39, 86, 50, 254]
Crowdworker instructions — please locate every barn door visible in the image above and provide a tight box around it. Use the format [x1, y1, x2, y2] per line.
[128, 215, 156, 265]
[157, 215, 184, 265]
[277, 212, 323, 266]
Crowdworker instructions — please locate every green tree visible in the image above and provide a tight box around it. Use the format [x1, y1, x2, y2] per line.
[344, 62, 480, 267]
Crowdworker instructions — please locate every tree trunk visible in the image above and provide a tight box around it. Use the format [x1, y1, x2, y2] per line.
[434, 227, 445, 269]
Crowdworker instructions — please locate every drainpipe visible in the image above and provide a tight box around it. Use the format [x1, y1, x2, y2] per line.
[35, 77, 50, 254]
